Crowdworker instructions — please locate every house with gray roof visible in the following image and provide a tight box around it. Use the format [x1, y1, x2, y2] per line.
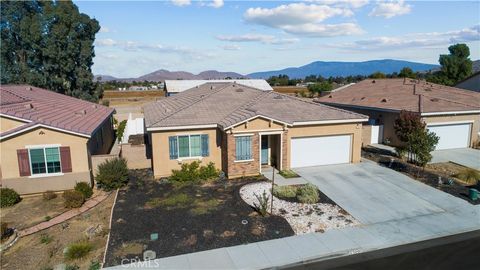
[144, 82, 368, 178]
[0, 85, 115, 194]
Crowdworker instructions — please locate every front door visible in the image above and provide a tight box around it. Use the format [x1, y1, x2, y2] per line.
[261, 136, 269, 165]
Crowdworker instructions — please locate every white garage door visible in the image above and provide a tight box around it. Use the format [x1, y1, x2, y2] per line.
[427, 123, 471, 150]
[291, 135, 351, 168]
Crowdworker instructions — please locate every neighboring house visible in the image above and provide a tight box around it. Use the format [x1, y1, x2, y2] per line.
[317, 79, 480, 150]
[164, 79, 273, 96]
[455, 71, 480, 92]
[0, 85, 115, 194]
[144, 82, 367, 179]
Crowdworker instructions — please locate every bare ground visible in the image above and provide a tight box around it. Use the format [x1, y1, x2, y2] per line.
[1, 193, 115, 270]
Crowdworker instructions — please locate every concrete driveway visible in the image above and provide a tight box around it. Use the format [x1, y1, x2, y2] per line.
[294, 161, 471, 225]
[430, 148, 480, 170]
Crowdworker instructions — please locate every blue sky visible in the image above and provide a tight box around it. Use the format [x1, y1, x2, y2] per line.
[74, 0, 480, 77]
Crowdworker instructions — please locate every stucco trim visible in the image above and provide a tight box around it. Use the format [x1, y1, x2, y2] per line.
[223, 115, 291, 131]
[293, 118, 368, 126]
[421, 110, 480, 116]
[426, 120, 474, 126]
[0, 124, 91, 141]
[0, 113, 32, 123]
[147, 124, 217, 131]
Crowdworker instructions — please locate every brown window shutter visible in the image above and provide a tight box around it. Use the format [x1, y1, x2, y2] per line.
[17, 149, 31, 176]
[60, 146, 72, 173]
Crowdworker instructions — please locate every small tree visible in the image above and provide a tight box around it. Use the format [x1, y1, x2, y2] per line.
[369, 72, 386, 79]
[399, 67, 416, 78]
[116, 120, 127, 143]
[407, 128, 439, 168]
[307, 82, 333, 95]
[394, 110, 425, 142]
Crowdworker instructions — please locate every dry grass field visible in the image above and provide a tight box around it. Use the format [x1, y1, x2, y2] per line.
[103, 90, 165, 99]
[273, 86, 308, 95]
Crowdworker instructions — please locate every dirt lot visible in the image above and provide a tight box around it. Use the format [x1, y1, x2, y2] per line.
[1, 193, 116, 270]
[273, 86, 307, 95]
[105, 169, 294, 267]
[1, 195, 66, 230]
[103, 90, 165, 99]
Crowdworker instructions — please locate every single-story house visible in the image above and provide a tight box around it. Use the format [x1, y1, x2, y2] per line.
[317, 78, 480, 150]
[144, 82, 368, 179]
[164, 79, 273, 96]
[0, 85, 115, 194]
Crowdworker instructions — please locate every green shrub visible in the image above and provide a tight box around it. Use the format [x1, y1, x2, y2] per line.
[272, 185, 297, 199]
[455, 168, 480, 184]
[171, 161, 219, 182]
[89, 261, 101, 270]
[279, 170, 300, 178]
[297, 184, 319, 204]
[101, 100, 110, 107]
[64, 241, 93, 260]
[395, 146, 407, 159]
[96, 157, 129, 191]
[40, 233, 53, 244]
[45, 216, 52, 221]
[116, 120, 127, 143]
[65, 265, 80, 270]
[253, 190, 270, 216]
[74, 182, 93, 199]
[0, 188, 20, 208]
[198, 162, 219, 180]
[63, 190, 85, 208]
[43, 190, 57, 201]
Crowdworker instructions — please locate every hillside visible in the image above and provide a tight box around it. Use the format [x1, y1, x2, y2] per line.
[94, 69, 245, 82]
[247, 60, 438, 79]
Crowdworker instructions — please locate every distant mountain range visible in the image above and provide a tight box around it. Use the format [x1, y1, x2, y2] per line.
[97, 59, 480, 82]
[247, 59, 439, 79]
[94, 69, 245, 82]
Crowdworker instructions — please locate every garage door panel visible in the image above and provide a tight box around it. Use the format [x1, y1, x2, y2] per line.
[427, 123, 470, 150]
[291, 135, 351, 168]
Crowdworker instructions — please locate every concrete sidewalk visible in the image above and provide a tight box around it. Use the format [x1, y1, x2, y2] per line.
[262, 167, 308, 186]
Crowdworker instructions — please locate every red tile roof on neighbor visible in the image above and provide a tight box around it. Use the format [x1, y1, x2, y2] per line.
[317, 78, 480, 114]
[1, 85, 114, 139]
[144, 82, 367, 130]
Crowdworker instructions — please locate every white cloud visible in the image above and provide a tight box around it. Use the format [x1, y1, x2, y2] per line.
[209, 0, 224, 8]
[335, 25, 480, 50]
[308, 0, 369, 9]
[220, 44, 241, 50]
[99, 26, 110, 33]
[171, 0, 191, 7]
[216, 34, 299, 44]
[244, 3, 363, 37]
[369, 0, 411, 18]
[94, 38, 212, 61]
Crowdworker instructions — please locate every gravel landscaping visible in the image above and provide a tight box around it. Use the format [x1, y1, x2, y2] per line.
[240, 182, 359, 234]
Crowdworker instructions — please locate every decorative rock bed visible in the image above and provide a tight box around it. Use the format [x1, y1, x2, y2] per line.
[240, 182, 359, 234]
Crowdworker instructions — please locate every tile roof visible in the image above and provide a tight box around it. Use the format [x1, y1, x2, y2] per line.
[317, 78, 480, 113]
[165, 79, 273, 93]
[1, 85, 114, 138]
[144, 82, 367, 130]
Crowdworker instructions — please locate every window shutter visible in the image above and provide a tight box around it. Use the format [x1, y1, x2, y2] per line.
[169, 136, 178, 159]
[17, 149, 31, 176]
[59, 146, 72, 173]
[201, 134, 209, 157]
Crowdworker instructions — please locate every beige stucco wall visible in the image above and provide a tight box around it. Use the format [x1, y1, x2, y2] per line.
[0, 127, 91, 194]
[362, 124, 372, 147]
[0, 116, 27, 133]
[287, 122, 363, 165]
[424, 113, 480, 147]
[231, 118, 285, 133]
[150, 128, 222, 178]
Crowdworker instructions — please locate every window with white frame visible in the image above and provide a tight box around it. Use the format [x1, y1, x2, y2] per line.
[235, 136, 252, 161]
[169, 134, 209, 159]
[29, 147, 61, 175]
